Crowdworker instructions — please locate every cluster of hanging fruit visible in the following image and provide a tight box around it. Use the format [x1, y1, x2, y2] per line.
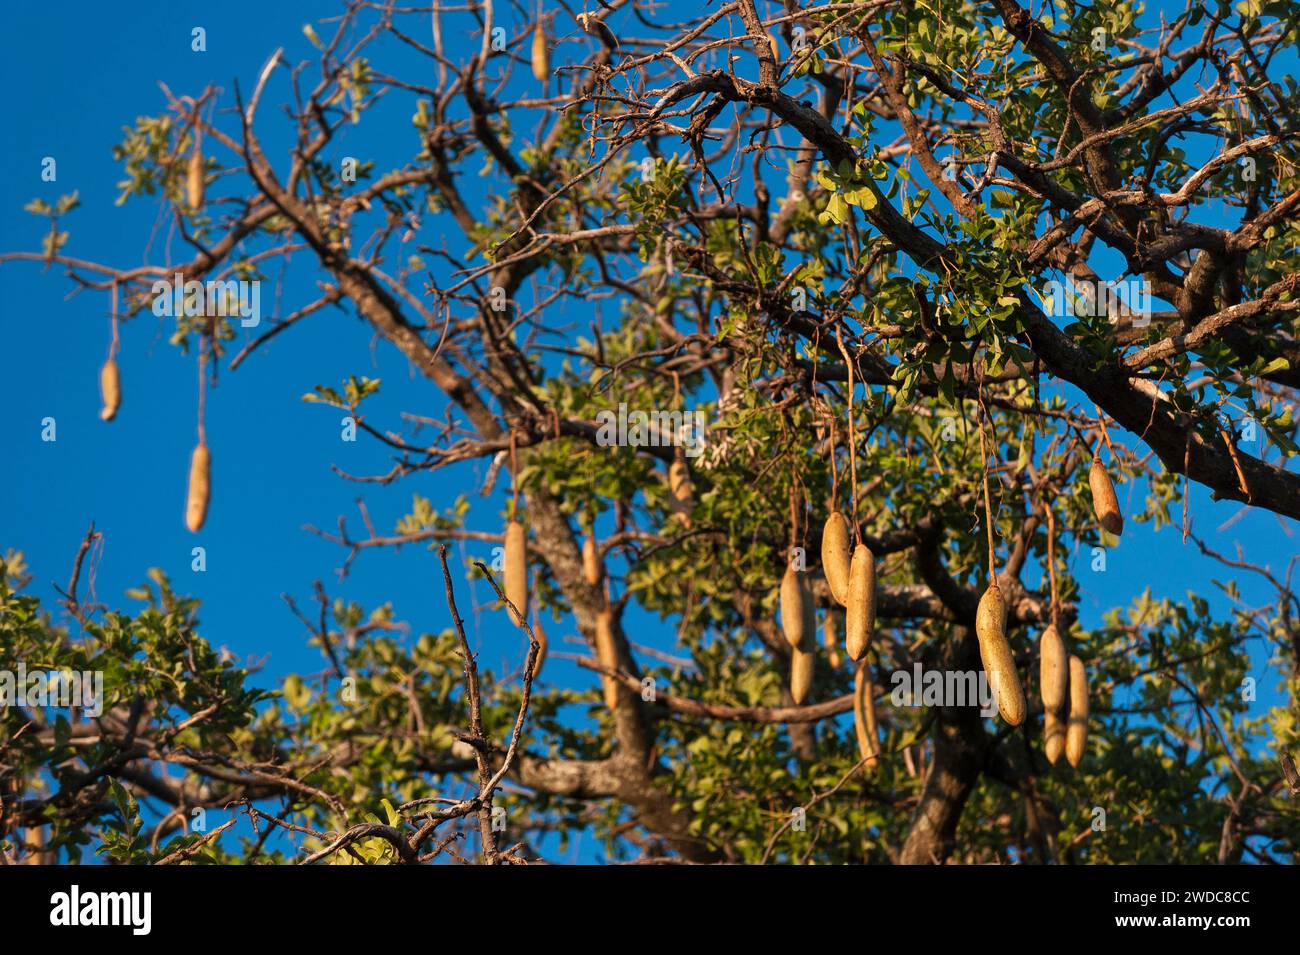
[773, 507, 882, 772]
[973, 442, 1122, 768]
[1040, 624, 1089, 767]
[772, 407, 1124, 775]
[95, 124, 213, 535]
[99, 361, 210, 533]
[1032, 455, 1118, 767]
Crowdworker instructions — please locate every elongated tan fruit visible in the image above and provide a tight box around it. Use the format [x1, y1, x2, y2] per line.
[185, 442, 211, 533]
[853, 661, 881, 772]
[504, 520, 528, 626]
[668, 459, 692, 519]
[595, 609, 619, 709]
[1088, 455, 1123, 536]
[845, 544, 875, 661]
[582, 535, 602, 587]
[1066, 655, 1089, 767]
[1044, 708, 1066, 765]
[801, 576, 816, 646]
[823, 610, 842, 670]
[186, 147, 204, 211]
[531, 23, 550, 81]
[99, 358, 121, 421]
[1039, 624, 1068, 714]
[975, 583, 1026, 726]
[529, 617, 548, 680]
[821, 511, 852, 606]
[790, 640, 814, 705]
[767, 33, 780, 64]
[789, 575, 817, 703]
[779, 565, 811, 649]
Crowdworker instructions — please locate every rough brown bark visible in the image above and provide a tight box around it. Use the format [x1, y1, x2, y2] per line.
[898, 627, 989, 865]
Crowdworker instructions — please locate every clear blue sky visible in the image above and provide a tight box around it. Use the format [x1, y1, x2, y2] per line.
[1, 2, 1295, 863]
